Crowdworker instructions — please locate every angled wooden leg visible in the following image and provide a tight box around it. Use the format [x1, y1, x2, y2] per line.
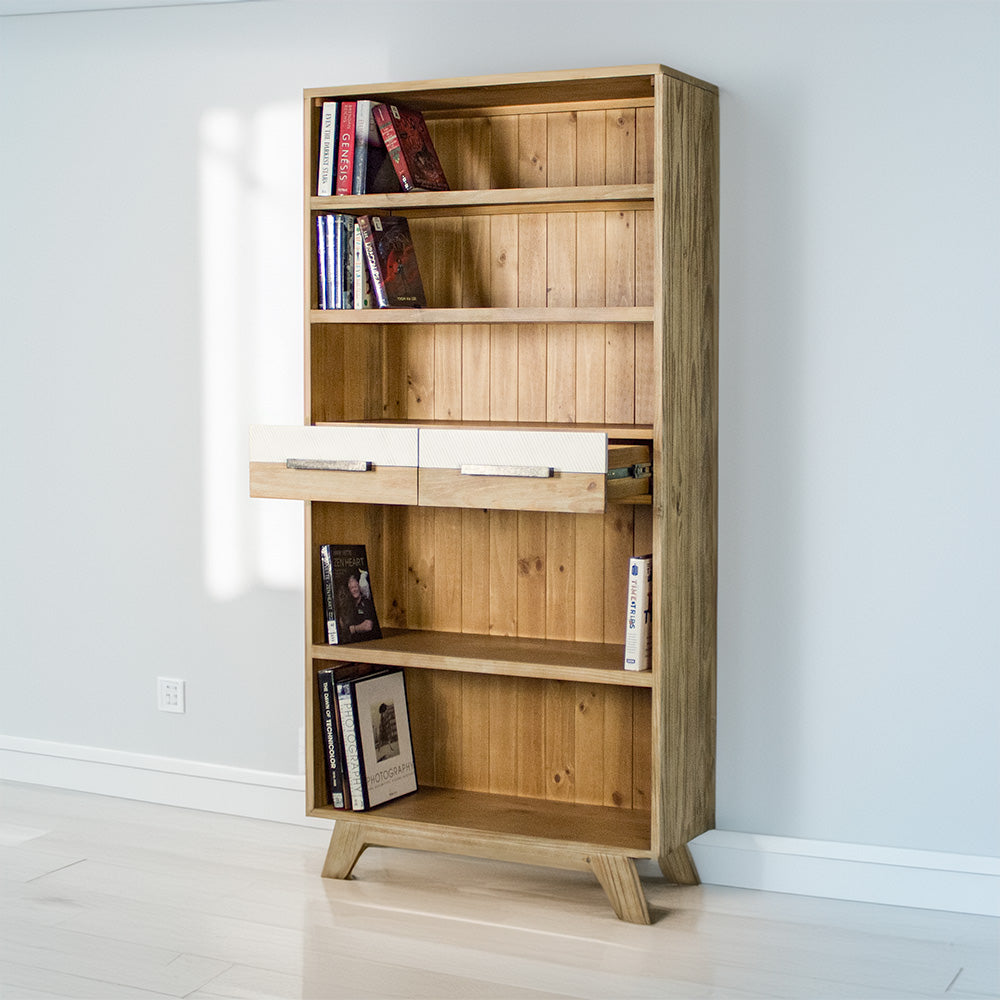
[589, 854, 651, 924]
[658, 844, 700, 886]
[321, 821, 368, 880]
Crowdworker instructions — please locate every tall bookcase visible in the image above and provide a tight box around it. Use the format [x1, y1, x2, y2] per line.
[250, 65, 718, 924]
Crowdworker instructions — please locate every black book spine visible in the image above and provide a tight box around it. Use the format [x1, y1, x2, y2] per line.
[316, 669, 345, 809]
[319, 544, 338, 644]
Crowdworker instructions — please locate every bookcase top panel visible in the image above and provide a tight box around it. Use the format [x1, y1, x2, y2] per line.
[304, 63, 717, 112]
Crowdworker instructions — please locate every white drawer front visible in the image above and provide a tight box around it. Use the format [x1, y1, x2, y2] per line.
[250, 424, 418, 467]
[418, 428, 608, 474]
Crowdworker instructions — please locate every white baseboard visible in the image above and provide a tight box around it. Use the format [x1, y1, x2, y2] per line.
[3, 735, 997, 916]
[0, 735, 331, 829]
[685, 829, 999, 917]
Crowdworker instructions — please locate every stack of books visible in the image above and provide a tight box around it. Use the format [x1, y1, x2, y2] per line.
[317, 662, 417, 812]
[316, 100, 447, 311]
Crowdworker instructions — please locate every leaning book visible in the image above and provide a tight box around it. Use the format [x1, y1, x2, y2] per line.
[372, 103, 449, 192]
[319, 544, 383, 644]
[623, 554, 652, 671]
[336, 667, 417, 810]
[358, 215, 426, 308]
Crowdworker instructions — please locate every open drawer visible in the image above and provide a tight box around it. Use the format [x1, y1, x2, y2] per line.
[417, 428, 650, 514]
[249, 424, 418, 504]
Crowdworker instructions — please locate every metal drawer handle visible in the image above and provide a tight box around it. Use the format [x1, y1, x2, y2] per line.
[286, 458, 373, 472]
[460, 464, 553, 479]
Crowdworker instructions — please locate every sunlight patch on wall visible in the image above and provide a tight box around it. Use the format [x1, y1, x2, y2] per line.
[199, 101, 302, 601]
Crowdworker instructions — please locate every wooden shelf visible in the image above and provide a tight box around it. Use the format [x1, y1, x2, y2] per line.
[312, 183, 654, 216]
[310, 306, 653, 325]
[311, 628, 654, 688]
[312, 419, 654, 439]
[311, 785, 654, 856]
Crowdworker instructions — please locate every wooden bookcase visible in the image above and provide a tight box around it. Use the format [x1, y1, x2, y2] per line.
[251, 64, 718, 923]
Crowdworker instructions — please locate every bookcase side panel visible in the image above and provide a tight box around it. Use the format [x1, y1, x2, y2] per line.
[651, 74, 719, 858]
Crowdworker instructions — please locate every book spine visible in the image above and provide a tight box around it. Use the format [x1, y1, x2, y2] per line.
[336, 679, 367, 810]
[624, 555, 653, 671]
[317, 101, 338, 197]
[323, 215, 336, 313]
[332, 215, 342, 309]
[373, 103, 414, 192]
[335, 101, 356, 196]
[351, 100, 372, 195]
[316, 669, 345, 808]
[341, 215, 355, 309]
[315, 215, 328, 310]
[320, 544, 338, 644]
[358, 216, 389, 308]
[353, 220, 372, 309]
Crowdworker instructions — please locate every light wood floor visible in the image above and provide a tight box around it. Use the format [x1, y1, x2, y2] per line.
[1, 781, 996, 999]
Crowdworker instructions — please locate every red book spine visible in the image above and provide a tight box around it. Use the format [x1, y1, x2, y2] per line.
[335, 101, 357, 195]
[372, 103, 414, 192]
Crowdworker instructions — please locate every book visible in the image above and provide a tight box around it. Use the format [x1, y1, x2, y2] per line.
[316, 662, 386, 809]
[623, 554, 652, 671]
[316, 101, 338, 196]
[336, 667, 417, 810]
[352, 99, 400, 195]
[319, 544, 383, 644]
[335, 101, 356, 195]
[353, 220, 374, 309]
[358, 215, 427, 308]
[372, 103, 449, 192]
[315, 215, 329, 310]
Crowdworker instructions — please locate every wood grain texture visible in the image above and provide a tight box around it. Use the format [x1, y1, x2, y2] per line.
[651, 73, 720, 862]
[589, 853, 651, 924]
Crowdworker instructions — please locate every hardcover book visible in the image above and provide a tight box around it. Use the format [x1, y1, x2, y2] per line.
[319, 544, 383, 644]
[316, 662, 386, 809]
[352, 99, 401, 195]
[353, 220, 374, 309]
[336, 667, 417, 810]
[624, 554, 653, 671]
[358, 215, 426, 308]
[334, 101, 357, 195]
[316, 101, 338, 197]
[315, 215, 329, 309]
[372, 103, 449, 192]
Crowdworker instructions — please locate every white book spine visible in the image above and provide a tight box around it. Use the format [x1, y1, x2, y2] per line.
[317, 102, 338, 197]
[624, 555, 652, 671]
[336, 681, 366, 809]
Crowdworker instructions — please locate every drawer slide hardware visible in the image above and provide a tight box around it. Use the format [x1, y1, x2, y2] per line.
[607, 461, 652, 481]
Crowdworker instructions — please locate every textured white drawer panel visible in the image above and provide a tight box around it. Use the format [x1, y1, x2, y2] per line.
[418, 428, 608, 473]
[250, 424, 418, 467]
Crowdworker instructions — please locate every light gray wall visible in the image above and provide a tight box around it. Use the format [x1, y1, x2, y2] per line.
[1, 0, 997, 858]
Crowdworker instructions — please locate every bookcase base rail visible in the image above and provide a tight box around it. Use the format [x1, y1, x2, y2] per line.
[321, 817, 653, 924]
